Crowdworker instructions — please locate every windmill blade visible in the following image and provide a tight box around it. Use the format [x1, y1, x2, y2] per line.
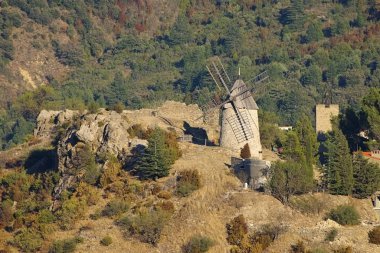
[206, 57, 231, 95]
[248, 70, 269, 85]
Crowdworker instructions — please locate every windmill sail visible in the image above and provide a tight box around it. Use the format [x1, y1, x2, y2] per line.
[206, 57, 231, 94]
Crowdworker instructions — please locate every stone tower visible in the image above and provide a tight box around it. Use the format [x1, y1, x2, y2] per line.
[220, 79, 262, 159]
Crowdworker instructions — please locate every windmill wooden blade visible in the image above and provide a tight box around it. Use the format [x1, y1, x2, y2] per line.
[206, 57, 231, 95]
[248, 71, 269, 85]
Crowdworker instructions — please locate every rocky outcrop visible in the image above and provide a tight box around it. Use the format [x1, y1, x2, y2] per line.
[33, 101, 216, 201]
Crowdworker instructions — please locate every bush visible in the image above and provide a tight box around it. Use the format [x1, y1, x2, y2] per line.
[291, 241, 306, 253]
[176, 170, 201, 197]
[156, 201, 175, 213]
[327, 205, 360, 226]
[289, 195, 327, 215]
[325, 228, 338, 242]
[102, 199, 129, 217]
[117, 209, 171, 245]
[127, 124, 149, 139]
[100, 236, 112, 246]
[226, 215, 248, 247]
[12, 228, 43, 253]
[49, 237, 83, 253]
[183, 235, 214, 253]
[157, 190, 172, 199]
[333, 246, 353, 253]
[368, 226, 380, 244]
[240, 143, 251, 159]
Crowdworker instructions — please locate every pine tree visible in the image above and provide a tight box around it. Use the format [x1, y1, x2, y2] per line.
[305, 21, 323, 43]
[135, 128, 172, 180]
[325, 125, 353, 195]
[169, 15, 192, 46]
[283, 131, 305, 163]
[105, 72, 128, 107]
[295, 115, 318, 184]
[284, 0, 306, 31]
[353, 153, 380, 198]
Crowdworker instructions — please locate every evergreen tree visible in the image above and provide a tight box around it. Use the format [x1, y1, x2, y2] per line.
[325, 125, 353, 195]
[353, 153, 380, 198]
[362, 88, 380, 142]
[135, 128, 173, 180]
[283, 131, 305, 163]
[269, 161, 309, 204]
[295, 114, 318, 186]
[305, 21, 323, 43]
[169, 15, 192, 46]
[301, 64, 322, 86]
[284, 0, 306, 31]
[105, 72, 128, 107]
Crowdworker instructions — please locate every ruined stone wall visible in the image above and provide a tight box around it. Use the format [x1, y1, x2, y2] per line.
[315, 104, 339, 133]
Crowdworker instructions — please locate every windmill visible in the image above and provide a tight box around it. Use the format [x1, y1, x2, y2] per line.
[201, 57, 268, 159]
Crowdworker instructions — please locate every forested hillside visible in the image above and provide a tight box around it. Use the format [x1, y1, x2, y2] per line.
[0, 0, 380, 149]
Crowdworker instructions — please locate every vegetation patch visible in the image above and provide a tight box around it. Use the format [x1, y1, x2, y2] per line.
[183, 235, 214, 253]
[102, 199, 130, 218]
[117, 209, 171, 245]
[326, 205, 360, 226]
[176, 169, 201, 197]
[49, 236, 83, 253]
[368, 226, 380, 245]
[100, 236, 113, 246]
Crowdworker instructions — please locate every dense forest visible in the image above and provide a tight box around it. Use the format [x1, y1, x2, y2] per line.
[0, 0, 380, 149]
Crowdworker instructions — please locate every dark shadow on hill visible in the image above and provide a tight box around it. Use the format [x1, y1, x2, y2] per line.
[24, 148, 58, 174]
[183, 122, 215, 146]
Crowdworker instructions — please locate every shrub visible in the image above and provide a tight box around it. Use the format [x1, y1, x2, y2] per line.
[157, 190, 172, 199]
[55, 197, 87, 230]
[333, 246, 353, 253]
[112, 102, 124, 113]
[327, 205, 360, 226]
[183, 235, 214, 253]
[102, 199, 129, 217]
[240, 143, 251, 159]
[49, 237, 83, 253]
[100, 236, 112, 246]
[368, 226, 380, 244]
[127, 124, 149, 139]
[156, 201, 175, 213]
[12, 228, 43, 253]
[176, 170, 201, 197]
[289, 195, 327, 215]
[291, 241, 307, 253]
[325, 228, 338, 242]
[226, 215, 248, 247]
[117, 209, 171, 245]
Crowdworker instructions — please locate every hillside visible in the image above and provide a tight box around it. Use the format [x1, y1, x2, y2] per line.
[0, 101, 379, 252]
[0, 0, 380, 149]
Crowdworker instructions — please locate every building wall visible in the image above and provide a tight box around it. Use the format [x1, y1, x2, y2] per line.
[315, 104, 339, 133]
[220, 105, 262, 159]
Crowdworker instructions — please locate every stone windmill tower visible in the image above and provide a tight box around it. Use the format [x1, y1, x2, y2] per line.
[203, 57, 268, 159]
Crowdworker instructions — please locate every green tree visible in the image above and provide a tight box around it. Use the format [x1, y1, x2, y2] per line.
[283, 0, 306, 31]
[295, 115, 318, 184]
[169, 14, 192, 46]
[301, 64, 322, 86]
[353, 153, 380, 198]
[135, 128, 173, 179]
[283, 131, 304, 163]
[324, 124, 353, 195]
[105, 72, 128, 107]
[362, 88, 380, 142]
[305, 21, 323, 43]
[269, 161, 309, 204]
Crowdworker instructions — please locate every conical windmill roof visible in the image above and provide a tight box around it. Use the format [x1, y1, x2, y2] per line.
[229, 79, 259, 110]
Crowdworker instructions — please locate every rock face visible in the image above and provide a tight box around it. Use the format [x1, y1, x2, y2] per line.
[33, 101, 216, 200]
